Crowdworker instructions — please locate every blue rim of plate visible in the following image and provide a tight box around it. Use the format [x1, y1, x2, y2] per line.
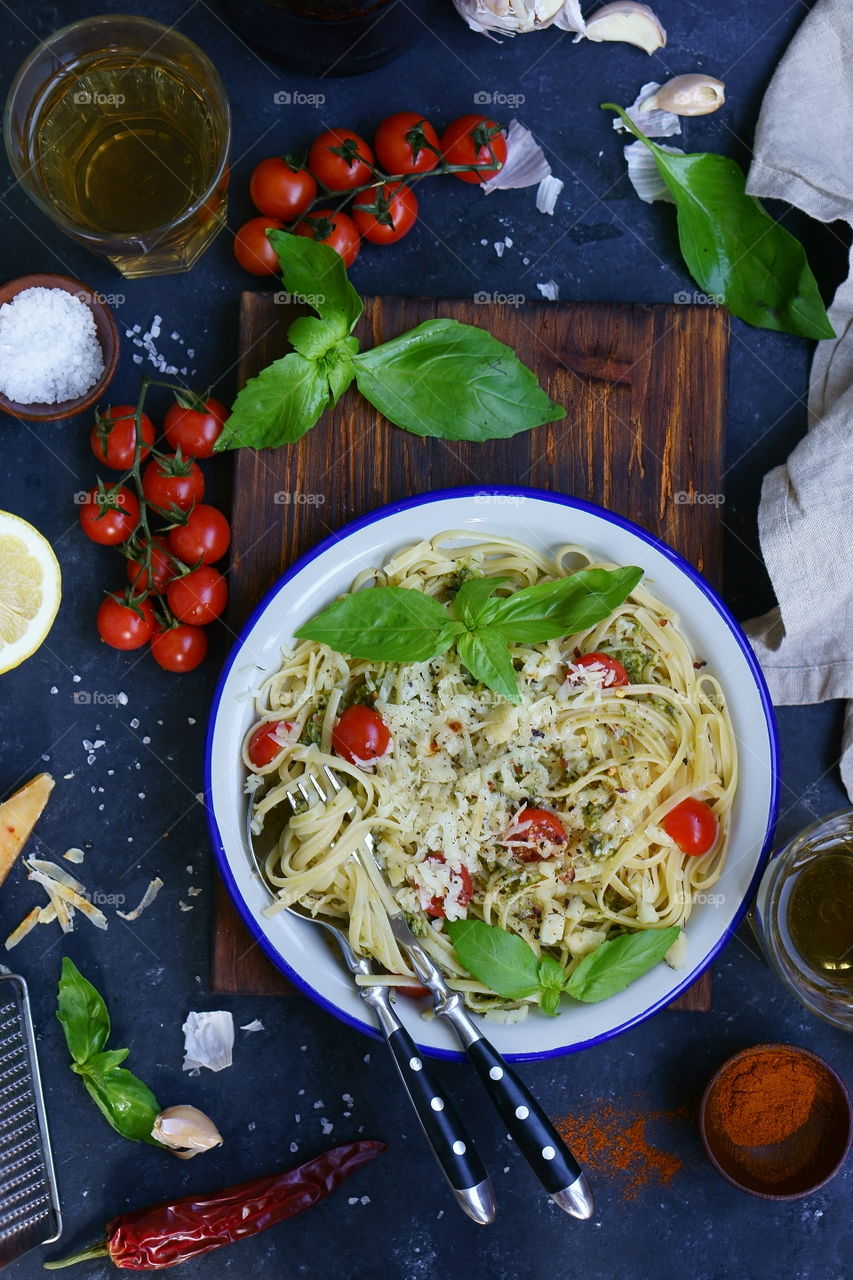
[204, 485, 781, 1062]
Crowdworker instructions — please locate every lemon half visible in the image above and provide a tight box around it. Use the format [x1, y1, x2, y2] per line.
[0, 511, 61, 675]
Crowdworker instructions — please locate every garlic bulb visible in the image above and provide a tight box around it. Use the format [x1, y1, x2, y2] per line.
[152, 1105, 223, 1160]
[642, 74, 726, 116]
[453, 0, 565, 36]
[583, 3, 666, 53]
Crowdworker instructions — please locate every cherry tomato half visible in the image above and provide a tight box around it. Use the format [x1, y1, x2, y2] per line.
[440, 114, 507, 184]
[509, 807, 567, 862]
[96, 594, 156, 650]
[126, 538, 174, 594]
[78, 484, 139, 546]
[332, 705, 390, 766]
[163, 396, 228, 459]
[151, 624, 208, 672]
[294, 209, 360, 268]
[90, 405, 155, 470]
[572, 652, 630, 687]
[662, 797, 718, 856]
[308, 128, 374, 191]
[166, 567, 228, 626]
[424, 852, 474, 919]
[373, 112, 440, 175]
[141, 455, 205, 513]
[249, 156, 317, 221]
[168, 505, 231, 566]
[233, 216, 285, 276]
[352, 182, 417, 245]
[247, 719, 296, 768]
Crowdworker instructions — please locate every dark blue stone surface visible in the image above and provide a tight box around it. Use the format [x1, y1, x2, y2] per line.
[0, 1, 850, 1276]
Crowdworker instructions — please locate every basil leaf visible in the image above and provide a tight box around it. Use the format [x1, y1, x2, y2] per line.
[453, 576, 505, 629]
[295, 586, 462, 663]
[445, 919, 541, 999]
[457, 630, 520, 703]
[604, 105, 834, 341]
[79, 1048, 129, 1073]
[539, 986, 562, 1018]
[216, 353, 330, 451]
[268, 229, 362, 336]
[287, 316, 345, 360]
[81, 1064, 161, 1144]
[323, 337, 359, 405]
[565, 925, 681, 1003]
[57, 957, 110, 1065]
[482, 566, 643, 644]
[538, 953, 566, 991]
[352, 318, 565, 442]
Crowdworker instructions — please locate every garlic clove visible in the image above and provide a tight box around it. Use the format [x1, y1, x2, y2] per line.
[583, 3, 666, 53]
[642, 74, 726, 116]
[152, 1105, 223, 1159]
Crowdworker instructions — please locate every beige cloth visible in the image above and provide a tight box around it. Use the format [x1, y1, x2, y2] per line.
[743, 0, 853, 797]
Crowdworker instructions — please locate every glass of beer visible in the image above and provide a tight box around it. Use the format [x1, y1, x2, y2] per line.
[4, 16, 231, 278]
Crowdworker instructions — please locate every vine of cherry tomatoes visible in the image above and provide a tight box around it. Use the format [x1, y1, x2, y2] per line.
[233, 111, 508, 275]
[79, 392, 231, 673]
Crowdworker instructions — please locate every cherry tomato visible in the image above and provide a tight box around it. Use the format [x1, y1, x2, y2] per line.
[126, 538, 174, 594]
[440, 114, 507, 184]
[90, 405, 155, 470]
[294, 209, 360, 268]
[168, 505, 231, 566]
[395, 981, 431, 999]
[163, 396, 228, 459]
[78, 484, 139, 546]
[151, 624, 208, 672]
[247, 719, 296, 768]
[352, 182, 417, 245]
[233, 216, 285, 276]
[509, 808, 567, 862]
[572, 652, 630, 687]
[142, 454, 205, 513]
[249, 156, 317, 221]
[308, 128, 374, 191]
[166, 567, 228, 625]
[663, 797, 718, 856]
[424, 853, 474, 918]
[373, 112, 440, 175]
[332, 705, 390, 765]
[96, 594, 156, 650]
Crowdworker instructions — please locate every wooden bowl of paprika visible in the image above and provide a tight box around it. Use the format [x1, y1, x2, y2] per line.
[700, 1043, 851, 1199]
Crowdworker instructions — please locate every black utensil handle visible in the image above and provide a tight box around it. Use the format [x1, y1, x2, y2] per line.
[385, 1025, 489, 1193]
[465, 1036, 582, 1194]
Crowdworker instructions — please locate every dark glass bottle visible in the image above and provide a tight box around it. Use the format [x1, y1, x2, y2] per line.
[223, 0, 438, 76]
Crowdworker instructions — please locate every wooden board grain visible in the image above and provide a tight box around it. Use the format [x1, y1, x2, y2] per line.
[211, 293, 730, 1013]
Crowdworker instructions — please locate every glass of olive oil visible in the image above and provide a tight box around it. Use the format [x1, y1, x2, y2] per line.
[4, 17, 230, 277]
[753, 809, 853, 1031]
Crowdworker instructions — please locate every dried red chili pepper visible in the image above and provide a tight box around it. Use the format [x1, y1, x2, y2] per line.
[45, 1140, 386, 1270]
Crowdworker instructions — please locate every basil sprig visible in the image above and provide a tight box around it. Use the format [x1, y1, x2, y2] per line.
[294, 565, 642, 702]
[57, 958, 162, 1145]
[445, 918, 681, 1013]
[214, 231, 564, 452]
[603, 104, 834, 341]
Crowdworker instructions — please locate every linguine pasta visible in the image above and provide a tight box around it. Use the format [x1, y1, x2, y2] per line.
[244, 531, 737, 1018]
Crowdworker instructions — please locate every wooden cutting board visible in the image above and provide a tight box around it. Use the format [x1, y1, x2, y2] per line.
[211, 293, 730, 1013]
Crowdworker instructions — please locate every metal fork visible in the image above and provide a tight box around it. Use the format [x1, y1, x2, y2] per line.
[246, 781, 495, 1226]
[278, 764, 594, 1222]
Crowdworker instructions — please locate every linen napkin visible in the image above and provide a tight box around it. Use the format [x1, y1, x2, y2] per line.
[742, 0, 853, 797]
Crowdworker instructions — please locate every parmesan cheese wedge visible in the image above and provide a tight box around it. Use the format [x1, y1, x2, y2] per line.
[0, 772, 54, 886]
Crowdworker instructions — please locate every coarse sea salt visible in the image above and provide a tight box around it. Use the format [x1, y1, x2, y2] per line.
[0, 287, 104, 404]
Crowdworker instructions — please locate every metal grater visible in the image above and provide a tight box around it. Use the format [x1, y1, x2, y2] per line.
[0, 974, 61, 1269]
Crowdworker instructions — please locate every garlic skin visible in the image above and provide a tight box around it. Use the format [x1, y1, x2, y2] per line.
[152, 1105, 223, 1160]
[642, 74, 726, 117]
[453, 0, 565, 36]
[583, 3, 666, 53]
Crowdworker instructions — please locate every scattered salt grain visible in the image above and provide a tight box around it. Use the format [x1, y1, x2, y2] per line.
[179, 900, 193, 912]
[49, 686, 58, 695]
[313, 1100, 324, 1110]
[494, 241, 505, 258]
[360, 1196, 370, 1205]
[290, 1142, 300, 1153]
[187, 887, 202, 897]
[63, 848, 85, 864]
[320, 1118, 334, 1135]
[117, 692, 128, 705]
[0, 287, 104, 405]
[536, 280, 560, 301]
[72, 675, 81, 683]
[130, 718, 140, 729]
[348, 1196, 359, 1205]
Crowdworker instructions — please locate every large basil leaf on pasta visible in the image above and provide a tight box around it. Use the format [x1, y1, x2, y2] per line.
[445, 919, 541, 999]
[453, 576, 505, 629]
[482, 566, 643, 644]
[564, 925, 680, 1003]
[294, 586, 462, 663]
[457, 630, 520, 703]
